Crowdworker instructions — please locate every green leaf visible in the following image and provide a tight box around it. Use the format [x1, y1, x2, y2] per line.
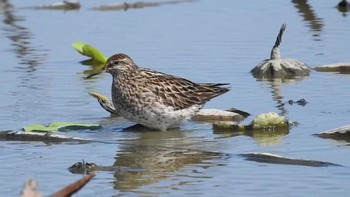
[23, 122, 102, 132]
[72, 42, 107, 63]
[82, 63, 105, 75]
[49, 122, 102, 131]
[23, 124, 57, 132]
[71, 42, 85, 55]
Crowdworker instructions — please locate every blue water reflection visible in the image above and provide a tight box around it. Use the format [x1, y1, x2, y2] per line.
[0, 0, 350, 196]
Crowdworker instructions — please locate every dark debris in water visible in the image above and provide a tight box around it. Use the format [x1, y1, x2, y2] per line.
[226, 107, 251, 118]
[68, 161, 98, 174]
[276, 98, 308, 107]
[337, 0, 350, 12]
[241, 153, 342, 167]
[287, 98, 308, 106]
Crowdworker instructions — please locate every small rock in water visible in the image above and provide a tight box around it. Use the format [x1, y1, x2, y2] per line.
[192, 109, 245, 122]
[313, 62, 350, 74]
[0, 130, 89, 143]
[315, 124, 350, 142]
[241, 152, 341, 167]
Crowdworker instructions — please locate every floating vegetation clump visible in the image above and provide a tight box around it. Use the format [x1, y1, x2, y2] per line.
[213, 112, 289, 131]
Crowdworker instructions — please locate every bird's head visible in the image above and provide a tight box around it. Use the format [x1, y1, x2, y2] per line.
[85, 53, 137, 79]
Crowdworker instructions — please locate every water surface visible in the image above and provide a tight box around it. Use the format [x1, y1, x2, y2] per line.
[0, 0, 350, 196]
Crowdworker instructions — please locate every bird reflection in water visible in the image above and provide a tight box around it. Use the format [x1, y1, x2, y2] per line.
[0, 0, 50, 121]
[292, 0, 324, 40]
[0, 0, 47, 69]
[111, 130, 228, 191]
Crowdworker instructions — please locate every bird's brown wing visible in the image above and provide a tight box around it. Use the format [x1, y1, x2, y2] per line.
[138, 68, 230, 110]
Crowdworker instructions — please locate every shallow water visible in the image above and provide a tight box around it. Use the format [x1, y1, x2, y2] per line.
[1, 0, 350, 196]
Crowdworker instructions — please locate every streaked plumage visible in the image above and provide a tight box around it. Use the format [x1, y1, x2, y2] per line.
[87, 53, 229, 131]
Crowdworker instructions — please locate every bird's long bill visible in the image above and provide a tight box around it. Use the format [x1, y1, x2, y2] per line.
[85, 69, 104, 79]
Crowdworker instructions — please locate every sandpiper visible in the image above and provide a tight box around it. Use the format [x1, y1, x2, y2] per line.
[86, 54, 229, 131]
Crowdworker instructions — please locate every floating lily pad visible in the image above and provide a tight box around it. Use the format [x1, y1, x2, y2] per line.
[23, 124, 57, 132]
[23, 122, 101, 132]
[49, 122, 102, 131]
[72, 42, 107, 63]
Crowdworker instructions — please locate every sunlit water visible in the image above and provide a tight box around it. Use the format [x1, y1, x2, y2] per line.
[0, 0, 350, 196]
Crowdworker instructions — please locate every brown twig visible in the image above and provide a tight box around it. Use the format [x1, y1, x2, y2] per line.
[49, 173, 96, 197]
